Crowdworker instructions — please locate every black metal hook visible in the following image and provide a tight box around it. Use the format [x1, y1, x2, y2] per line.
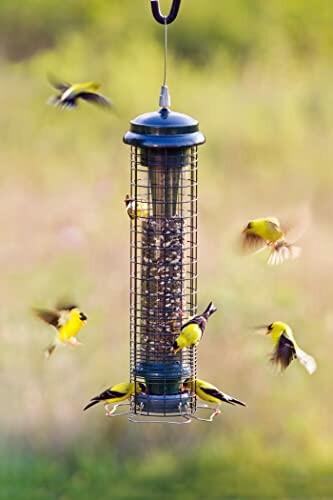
[150, 0, 181, 25]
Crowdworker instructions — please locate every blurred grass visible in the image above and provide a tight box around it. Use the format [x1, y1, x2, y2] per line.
[1, 437, 333, 499]
[1, 0, 333, 497]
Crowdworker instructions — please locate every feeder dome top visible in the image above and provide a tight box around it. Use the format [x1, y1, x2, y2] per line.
[123, 108, 205, 148]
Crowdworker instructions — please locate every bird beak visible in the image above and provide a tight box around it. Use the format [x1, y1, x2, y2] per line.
[253, 325, 270, 334]
[80, 313, 88, 321]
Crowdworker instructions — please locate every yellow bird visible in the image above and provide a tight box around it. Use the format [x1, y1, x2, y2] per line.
[259, 321, 317, 374]
[182, 378, 246, 415]
[47, 76, 112, 110]
[33, 302, 88, 357]
[83, 381, 147, 416]
[124, 194, 149, 219]
[242, 217, 301, 265]
[173, 302, 217, 354]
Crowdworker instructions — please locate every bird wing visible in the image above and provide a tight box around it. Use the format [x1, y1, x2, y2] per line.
[181, 316, 203, 330]
[78, 92, 112, 108]
[242, 231, 266, 253]
[200, 386, 246, 406]
[270, 333, 296, 370]
[48, 74, 71, 92]
[265, 217, 280, 227]
[57, 309, 72, 327]
[279, 205, 311, 244]
[91, 389, 127, 402]
[33, 308, 60, 328]
[55, 300, 78, 312]
[181, 318, 205, 343]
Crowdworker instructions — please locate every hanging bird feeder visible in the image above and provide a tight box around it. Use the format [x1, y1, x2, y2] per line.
[123, 0, 209, 423]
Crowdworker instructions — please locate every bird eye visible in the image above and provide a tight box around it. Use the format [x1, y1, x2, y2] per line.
[268, 323, 273, 330]
[80, 313, 87, 321]
[247, 222, 252, 229]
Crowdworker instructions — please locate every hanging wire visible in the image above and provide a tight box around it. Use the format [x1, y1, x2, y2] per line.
[163, 18, 168, 86]
[159, 17, 171, 107]
[150, 0, 181, 107]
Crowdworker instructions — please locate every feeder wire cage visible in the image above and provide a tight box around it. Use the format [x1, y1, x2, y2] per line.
[123, 0, 205, 423]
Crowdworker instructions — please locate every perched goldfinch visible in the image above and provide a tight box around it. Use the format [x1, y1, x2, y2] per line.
[124, 194, 149, 219]
[47, 76, 111, 110]
[33, 302, 87, 357]
[242, 217, 301, 265]
[259, 321, 317, 374]
[183, 378, 246, 415]
[83, 381, 147, 416]
[173, 302, 217, 354]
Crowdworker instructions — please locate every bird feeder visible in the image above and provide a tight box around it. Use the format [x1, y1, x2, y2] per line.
[123, 0, 206, 423]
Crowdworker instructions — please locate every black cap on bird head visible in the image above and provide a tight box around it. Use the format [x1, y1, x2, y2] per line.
[124, 194, 134, 206]
[266, 323, 274, 334]
[255, 324, 273, 334]
[243, 222, 253, 232]
[80, 312, 88, 321]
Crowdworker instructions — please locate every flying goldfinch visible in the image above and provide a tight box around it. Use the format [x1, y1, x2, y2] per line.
[124, 194, 149, 219]
[258, 321, 317, 374]
[83, 381, 147, 416]
[33, 302, 88, 357]
[47, 76, 112, 110]
[241, 217, 301, 265]
[173, 302, 217, 354]
[182, 378, 246, 415]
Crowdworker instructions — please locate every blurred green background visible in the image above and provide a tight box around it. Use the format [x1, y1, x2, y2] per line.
[1, 0, 333, 498]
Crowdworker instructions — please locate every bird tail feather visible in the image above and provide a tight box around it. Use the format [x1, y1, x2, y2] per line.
[228, 397, 247, 407]
[83, 400, 100, 411]
[295, 347, 317, 374]
[47, 95, 61, 107]
[221, 393, 247, 407]
[202, 302, 217, 319]
[267, 244, 301, 266]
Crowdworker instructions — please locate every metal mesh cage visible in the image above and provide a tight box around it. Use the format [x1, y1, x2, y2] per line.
[124, 109, 205, 422]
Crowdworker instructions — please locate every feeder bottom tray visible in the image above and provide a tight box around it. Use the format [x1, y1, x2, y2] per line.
[134, 392, 192, 415]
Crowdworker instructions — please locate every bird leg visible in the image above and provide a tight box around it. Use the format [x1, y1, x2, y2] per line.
[214, 404, 221, 416]
[104, 403, 112, 416]
[67, 337, 82, 347]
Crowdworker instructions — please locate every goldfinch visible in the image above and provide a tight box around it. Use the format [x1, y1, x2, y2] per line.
[83, 381, 147, 416]
[124, 194, 149, 219]
[173, 302, 217, 354]
[259, 321, 317, 374]
[33, 302, 88, 357]
[183, 378, 246, 415]
[47, 76, 111, 110]
[242, 217, 301, 265]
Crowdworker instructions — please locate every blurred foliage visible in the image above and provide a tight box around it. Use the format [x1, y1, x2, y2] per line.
[1, 0, 333, 64]
[2, 438, 333, 499]
[1, 0, 333, 498]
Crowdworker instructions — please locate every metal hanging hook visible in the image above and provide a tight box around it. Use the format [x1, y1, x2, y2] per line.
[150, 0, 181, 25]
